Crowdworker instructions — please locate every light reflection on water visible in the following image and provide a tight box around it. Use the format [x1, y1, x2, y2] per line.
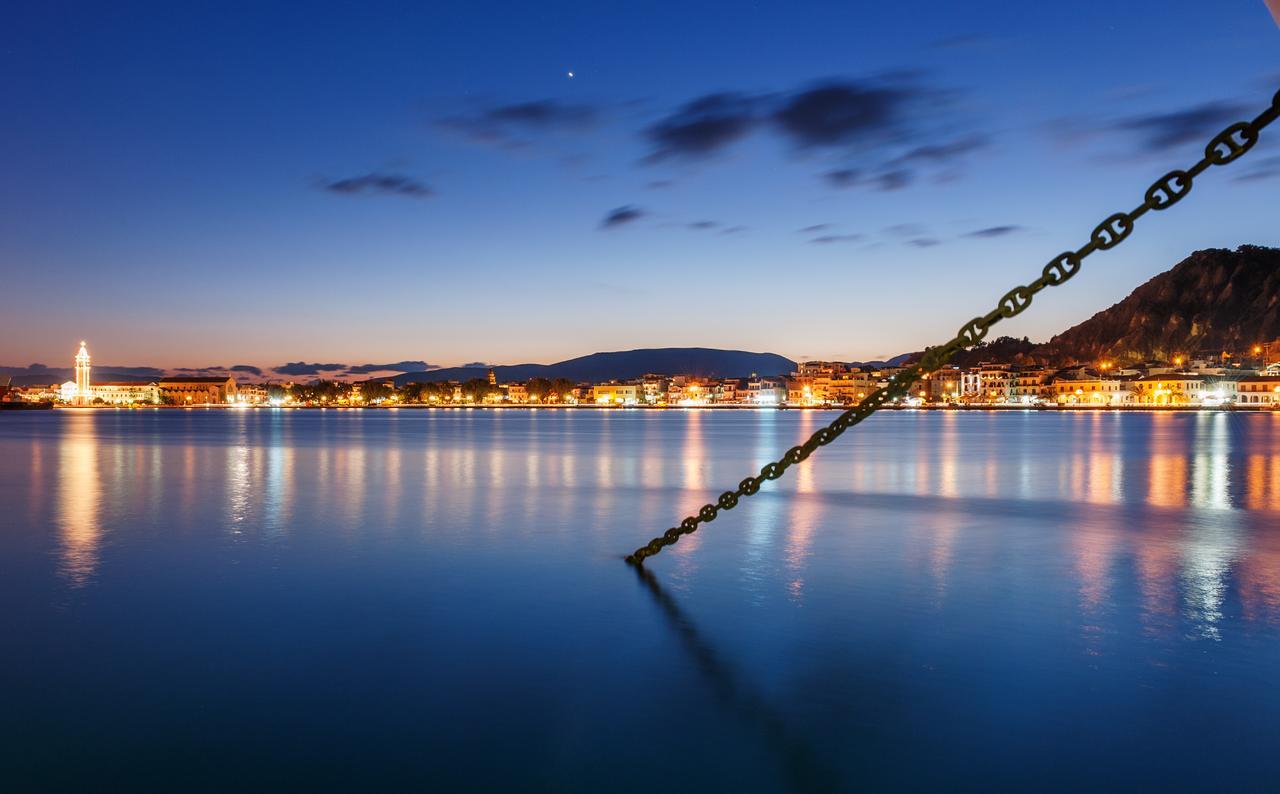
[4, 408, 1280, 789]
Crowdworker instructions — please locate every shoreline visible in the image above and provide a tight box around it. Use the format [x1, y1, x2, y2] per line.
[22, 403, 1279, 413]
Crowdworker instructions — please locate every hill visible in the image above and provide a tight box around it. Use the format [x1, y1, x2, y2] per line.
[393, 347, 796, 385]
[1037, 245, 1280, 364]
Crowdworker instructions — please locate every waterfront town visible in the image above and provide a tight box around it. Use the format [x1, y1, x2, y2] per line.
[4, 341, 1280, 410]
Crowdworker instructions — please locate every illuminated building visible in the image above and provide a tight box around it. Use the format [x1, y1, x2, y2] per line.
[593, 382, 639, 405]
[747, 375, 786, 405]
[159, 376, 237, 404]
[1132, 374, 1204, 405]
[1238, 376, 1280, 405]
[1050, 377, 1132, 405]
[91, 382, 161, 405]
[73, 341, 92, 404]
[504, 383, 529, 403]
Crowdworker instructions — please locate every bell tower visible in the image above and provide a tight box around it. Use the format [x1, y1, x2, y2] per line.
[74, 341, 92, 404]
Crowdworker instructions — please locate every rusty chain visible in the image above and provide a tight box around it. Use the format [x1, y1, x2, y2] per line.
[627, 88, 1280, 565]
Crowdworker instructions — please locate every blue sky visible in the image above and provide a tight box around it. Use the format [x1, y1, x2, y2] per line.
[2, 1, 1278, 374]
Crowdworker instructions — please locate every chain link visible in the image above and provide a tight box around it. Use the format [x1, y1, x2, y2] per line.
[625, 88, 1280, 565]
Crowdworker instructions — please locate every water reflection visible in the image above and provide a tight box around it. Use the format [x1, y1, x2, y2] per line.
[633, 565, 837, 790]
[56, 417, 103, 587]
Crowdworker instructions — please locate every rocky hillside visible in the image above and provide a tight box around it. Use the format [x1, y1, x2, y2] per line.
[1037, 245, 1280, 364]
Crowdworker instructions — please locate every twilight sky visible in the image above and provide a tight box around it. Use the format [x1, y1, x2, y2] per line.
[3, 1, 1279, 376]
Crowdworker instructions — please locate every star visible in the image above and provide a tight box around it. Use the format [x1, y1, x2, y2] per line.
[567, 71, 574, 78]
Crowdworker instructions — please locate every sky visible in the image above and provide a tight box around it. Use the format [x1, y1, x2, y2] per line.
[3, 1, 1279, 378]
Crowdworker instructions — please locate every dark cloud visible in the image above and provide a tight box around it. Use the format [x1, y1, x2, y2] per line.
[810, 234, 864, 244]
[323, 173, 432, 199]
[273, 362, 350, 376]
[824, 168, 862, 188]
[964, 225, 1022, 238]
[891, 135, 986, 166]
[643, 93, 759, 162]
[771, 81, 916, 149]
[344, 361, 435, 375]
[824, 167, 912, 191]
[907, 237, 941, 248]
[799, 224, 831, 233]
[1234, 155, 1280, 183]
[461, 362, 492, 368]
[719, 225, 748, 235]
[230, 365, 263, 376]
[441, 100, 597, 144]
[1110, 101, 1250, 151]
[600, 205, 645, 229]
[687, 220, 719, 230]
[872, 170, 912, 191]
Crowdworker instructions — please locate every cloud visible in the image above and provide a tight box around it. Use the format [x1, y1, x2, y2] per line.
[1234, 155, 1280, 183]
[440, 100, 597, 144]
[771, 80, 916, 149]
[323, 173, 432, 199]
[272, 362, 350, 376]
[230, 365, 263, 376]
[872, 170, 912, 191]
[824, 168, 861, 188]
[687, 220, 719, 230]
[344, 361, 435, 374]
[824, 167, 912, 191]
[964, 225, 1022, 238]
[799, 224, 831, 233]
[461, 362, 491, 368]
[810, 234, 864, 244]
[891, 135, 986, 166]
[600, 205, 645, 228]
[907, 237, 941, 248]
[1110, 100, 1250, 151]
[884, 223, 928, 237]
[719, 225, 748, 235]
[643, 92, 759, 162]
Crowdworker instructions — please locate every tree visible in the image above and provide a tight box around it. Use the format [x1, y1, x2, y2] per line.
[526, 377, 552, 403]
[550, 378, 575, 402]
[361, 380, 394, 403]
[399, 382, 426, 403]
[460, 378, 498, 403]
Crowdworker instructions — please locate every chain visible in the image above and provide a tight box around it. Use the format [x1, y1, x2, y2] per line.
[626, 88, 1280, 565]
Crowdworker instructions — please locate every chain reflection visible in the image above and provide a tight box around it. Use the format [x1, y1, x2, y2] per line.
[632, 565, 839, 791]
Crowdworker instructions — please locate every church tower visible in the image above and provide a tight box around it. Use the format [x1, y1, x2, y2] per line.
[74, 341, 92, 404]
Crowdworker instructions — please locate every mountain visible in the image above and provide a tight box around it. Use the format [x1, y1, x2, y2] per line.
[393, 347, 796, 385]
[1037, 245, 1280, 364]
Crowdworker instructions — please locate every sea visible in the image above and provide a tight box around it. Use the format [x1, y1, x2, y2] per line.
[3, 408, 1280, 790]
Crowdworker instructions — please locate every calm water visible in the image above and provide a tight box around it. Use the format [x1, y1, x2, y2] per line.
[4, 409, 1280, 790]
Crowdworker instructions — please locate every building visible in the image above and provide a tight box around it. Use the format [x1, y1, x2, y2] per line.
[1049, 377, 1131, 405]
[1132, 374, 1204, 405]
[747, 375, 787, 405]
[235, 384, 269, 404]
[1260, 339, 1280, 367]
[74, 341, 92, 405]
[593, 382, 640, 405]
[1012, 369, 1056, 404]
[1237, 376, 1280, 406]
[504, 383, 529, 403]
[159, 376, 237, 404]
[92, 382, 162, 405]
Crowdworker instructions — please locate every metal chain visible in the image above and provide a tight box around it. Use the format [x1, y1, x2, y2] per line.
[627, 88, 1280, 566]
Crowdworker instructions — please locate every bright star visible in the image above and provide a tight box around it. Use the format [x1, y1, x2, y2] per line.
[567, 71, 574, 78]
